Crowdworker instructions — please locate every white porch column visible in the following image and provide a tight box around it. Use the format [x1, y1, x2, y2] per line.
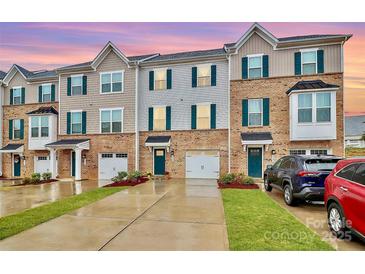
[74, 148, 82, 181]
[49, 148, 58, 179]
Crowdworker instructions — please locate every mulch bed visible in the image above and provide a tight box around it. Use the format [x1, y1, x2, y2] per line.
[217, 182, 259, 189]
[104, 176, 149, 187]
[13, 179, 58, 186]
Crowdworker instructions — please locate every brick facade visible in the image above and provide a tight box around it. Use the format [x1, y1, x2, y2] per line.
[139, 129, 228, 178]
[230, 73, 344, 175]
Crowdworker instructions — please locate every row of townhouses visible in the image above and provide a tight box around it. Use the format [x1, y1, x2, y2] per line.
[0, 23, 352, 180]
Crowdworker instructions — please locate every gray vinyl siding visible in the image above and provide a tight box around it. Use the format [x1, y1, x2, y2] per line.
[230, 33, 342, 80]
[59, 50, 136, 134]
[138, 59, 228, 131]
[3, 72, 59, 105]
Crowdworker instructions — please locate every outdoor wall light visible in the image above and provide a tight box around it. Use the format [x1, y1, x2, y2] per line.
[271, 149, 277, 155]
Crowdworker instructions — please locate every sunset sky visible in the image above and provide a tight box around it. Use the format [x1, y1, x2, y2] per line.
[0, 22, 364, 115]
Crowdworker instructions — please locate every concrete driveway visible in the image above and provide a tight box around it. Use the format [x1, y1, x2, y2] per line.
[266, 188, 365, 251]
[0, 179, 228, 251]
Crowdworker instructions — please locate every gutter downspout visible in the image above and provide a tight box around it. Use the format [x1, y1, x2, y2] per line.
[227, 54, 231, 173]
[135, 63, 139, 171]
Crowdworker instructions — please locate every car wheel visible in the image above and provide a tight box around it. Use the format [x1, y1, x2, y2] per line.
[283, 184, 296, 206]
[328, 203, 347, 239]
[264, 177, 272, 192]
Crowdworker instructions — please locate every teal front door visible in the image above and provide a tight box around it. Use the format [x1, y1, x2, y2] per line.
[71, 151, 76, 177]
[154, 149, 165, 175]
[248, 147, 262, 178]
[13, 154, 21, 177]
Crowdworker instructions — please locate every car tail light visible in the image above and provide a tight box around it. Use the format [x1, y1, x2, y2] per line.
[297, 171, 320, 177]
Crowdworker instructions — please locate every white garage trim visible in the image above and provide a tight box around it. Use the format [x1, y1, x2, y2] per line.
[185, 150, 220, 179]
[98, 152, 128, 180]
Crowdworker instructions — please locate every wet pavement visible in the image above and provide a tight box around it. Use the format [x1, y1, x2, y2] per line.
[0, 179, 109, 217]
[0, 179, 229, 251]
[265, 186, 365, 251]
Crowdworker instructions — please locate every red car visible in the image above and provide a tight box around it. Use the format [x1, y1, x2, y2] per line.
[324, 158, 365, 240]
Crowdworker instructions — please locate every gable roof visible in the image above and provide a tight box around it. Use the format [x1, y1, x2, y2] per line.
[27, 106, 58, 115]
[90, 41, 130, 69]
[345, 115, 365, 136]
[2, 64, 57, 85]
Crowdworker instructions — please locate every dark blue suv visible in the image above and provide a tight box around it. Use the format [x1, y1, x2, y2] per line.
[264, 155, 342, 206]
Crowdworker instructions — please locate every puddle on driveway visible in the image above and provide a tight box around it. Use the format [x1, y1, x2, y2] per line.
[0, 179, 110, 217]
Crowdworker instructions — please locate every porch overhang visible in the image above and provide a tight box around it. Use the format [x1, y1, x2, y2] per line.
[145, 136, 171, 152]
[286, 80, 339, 95]
[0, 143, 24, 154]
[241, 132, 273, 151]
[45, 139, 90, 150]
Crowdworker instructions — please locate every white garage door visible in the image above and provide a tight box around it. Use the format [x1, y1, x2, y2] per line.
[98, 153, 128, 180]
[185, 150, 220, 179]
[34, 156, 51, 174]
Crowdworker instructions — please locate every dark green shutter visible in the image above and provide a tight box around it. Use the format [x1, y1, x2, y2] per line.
[263, 98, 270, 126]
[191, 105, 197, 129]
[242, 57, 248, 79]
[210, 104, 216, 129]
[295, 52, 301, 75]
[242, 99, 248, 127]
[82, 76, 87, 95]
[148, 107, 154, 131]
[317, 49, 324, 73]
[66, 112, 71, 134]
[38, 86, 43, 102]
[67, 77, 71, 96]
[166, 69, 172, 89]
[20, 119, 24, 139]
[149, 71, 154, 91]
[82, 111, 87, 134]
[211, 65, 216, 86]
[10, 88, 13, 105]
[9, 120, 13, 139]
[21, 87, 25, 104]
[166, 106, 171, 130]
[263, 55, 269, 78]
[51, 84, 56, 101]
[192, 67, 197, 88]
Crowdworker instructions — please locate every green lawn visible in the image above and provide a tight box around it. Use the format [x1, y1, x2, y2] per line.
[0, 187, 126, 240]
[222, 189, 334, 251]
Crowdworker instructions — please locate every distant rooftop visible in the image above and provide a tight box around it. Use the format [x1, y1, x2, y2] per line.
[0, 70, 6, 80]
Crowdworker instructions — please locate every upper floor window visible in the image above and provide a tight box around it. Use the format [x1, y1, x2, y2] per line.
[316, 93, 331, 122]
[31, 116, 49, 138]
[100, 71, 123, 93]
[41, 84, 52, 102]
[248, 99, 263, 126]
[71, 76, 83, 95]
[13, 119, 21, 139]
[71, 112, 82, 134]
[301, 50, 317, 75]
[153, 107, 166, 131]
[13, 87, 22, 105]
[248, 56, 262, 79]
[100, 108, 123, 133]
[154, 69, 167, 90]
[298, 93, 313, 123]
[197, 65, 211, 87]
[197, 104, 210, 129]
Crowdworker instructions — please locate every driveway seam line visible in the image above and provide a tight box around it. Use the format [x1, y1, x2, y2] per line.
[98, 192, 168, 251]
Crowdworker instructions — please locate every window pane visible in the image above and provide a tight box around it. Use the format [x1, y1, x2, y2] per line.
[112, 121, 121, 132]
[352, 164, 365, 185]
[197, 77, 210, 87]
[102, 83, 111, 93]
[249, 113, 262, 126]
[14, 119, 21, 130]
[298, 109, 312, 123]
[41, 117, 48, 127]
[101, 110, 110, 122]
[72, 124, 81, 134]
[317, 93, 331, 107]
[72, 112, 81, 123]
[155, 70, 166, 81]
[249, 68, 261, 79]
[72, 86, 82, 95]
[298, 94, 312, 108]
[43, 94, 51, 102]
[248, 99, 262, 112]
[31, 127, 39, 138]
[316, 108, 331, 122]
[112, 110, 121, 122]
[42, 85, 51, 94]
[154, 107, 166, 119]
[72, 76, 82, 86]
[101, 122, 110, 133]
[13, 88, 21, 97]
[197, 105, 210, 118]
[14, 130, 21, 139]
[13, 88, 22, 104]
[112, 82, 122, 92]
[154, 119, 166, 131]
[154, 107, 166, 130]
[41, 127, 49, 137]
[197, 117, 210, 129]
[302, 51, 316, 63]
[198, 65, 210, 77]
[31, 117, 39, 128]
[303, 63, 316, 75]
[112, 72, 122, 82]
[249, 56, 261, 68]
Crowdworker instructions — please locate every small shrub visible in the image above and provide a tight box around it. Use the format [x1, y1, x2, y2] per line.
[42, 172, 52, 181]
[30, 173, 41, 184]
[219, 173, 236, 184]
[111, 171, 128, 182]
[128, 170, 142, 180]
[242, 176, 255, 185]
[22, 177, 31, 184]
[145, 171, 153, 177]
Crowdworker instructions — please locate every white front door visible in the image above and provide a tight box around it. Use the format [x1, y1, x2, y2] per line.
[185, 150, 220, 179]
[34, 156, 51, 174]
[98, 153, 128, 180]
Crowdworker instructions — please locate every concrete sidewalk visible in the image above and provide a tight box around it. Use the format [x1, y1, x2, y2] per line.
[0, 179, 228, 251]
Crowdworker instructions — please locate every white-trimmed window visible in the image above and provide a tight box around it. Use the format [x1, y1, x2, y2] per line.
[290, 149, 329, 156]
[154, 69, 167, 90]
[197, 104, 211, 129]
[197, 65, 211, 87]
[100, 71, 123, 93]
[71, 76, 82, 95]
[153, 107, 166, 131]
[316, 93, 331, 122]
[13, 87, 22, 105]
[100, 108, 123, 133]
[71, 111, 82, 134]
[298, 93, 313, 123]
[42, 84, 52, 102]
[302, 50, 317, 75]
[248, 55, 262, 79]
[248, 99, 263, 126]
[289, 149, 306, 156]
[31, 116, 49, 138]
[13, 119, 21, 139]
